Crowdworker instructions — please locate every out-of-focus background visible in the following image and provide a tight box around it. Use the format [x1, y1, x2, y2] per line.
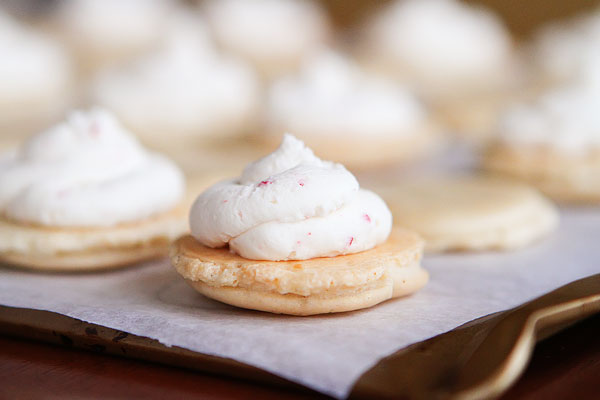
[1, 0, 599, 176]
[4, 0, 598, 34]
[324, 0, 597, 35]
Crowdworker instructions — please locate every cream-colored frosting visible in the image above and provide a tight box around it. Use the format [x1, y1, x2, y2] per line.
[204, 0, 329, 77]
[189, 134, 392, 261]
[54, 0, 174, 66]
[509, 11, 600, 150]
[364, 0, 513, 95]
[497, 81, 600, 151]
[0, 11, 70, 110]
[532, 9, 600, 84]
[0, 109, 184, 227]
[92, 13, 260, 139]
[267, 51, 427, 139]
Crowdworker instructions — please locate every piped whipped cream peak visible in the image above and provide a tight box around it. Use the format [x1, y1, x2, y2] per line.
[532, 9, 600, 83]
[204, 0, 329, 74]
[497, 83, 600, 151]
[268, 51, 426, 138]
[56, 0, 174, 52]
[0, 108, 184, 227]
[0, 10, 70, 98]
[190, 134, 392, 261]
[92, 12, 259, 137]
[366, 0, 512, 90]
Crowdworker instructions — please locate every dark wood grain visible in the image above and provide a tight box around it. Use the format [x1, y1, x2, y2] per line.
[1, 314, 599, 399]
[0, 335, 328, 400]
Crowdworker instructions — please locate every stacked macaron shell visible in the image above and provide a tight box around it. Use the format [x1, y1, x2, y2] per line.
[171, 135, 429, 315]
[0, 109, 187, 270]
[484, 22, 600, 203]
[484, 84, 600, 203]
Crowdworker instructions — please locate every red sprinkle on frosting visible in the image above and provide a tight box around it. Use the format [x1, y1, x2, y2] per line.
[363, 214, 371, 223]
[258, 180, 272, 187]
[298, 179, 305, 187]
[348, 237, 354, 246]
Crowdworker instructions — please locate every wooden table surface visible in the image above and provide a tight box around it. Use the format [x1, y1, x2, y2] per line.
[1, 314, 599, 400]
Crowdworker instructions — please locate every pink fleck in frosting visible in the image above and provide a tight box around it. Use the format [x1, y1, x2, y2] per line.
[189, 134, 392, 261]
[0, 108, 184, 227]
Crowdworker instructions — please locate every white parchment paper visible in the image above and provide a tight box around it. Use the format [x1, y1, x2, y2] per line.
[0, 207, 598, 398]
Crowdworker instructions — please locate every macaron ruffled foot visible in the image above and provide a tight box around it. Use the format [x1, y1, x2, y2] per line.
[483, 73, 600, 203]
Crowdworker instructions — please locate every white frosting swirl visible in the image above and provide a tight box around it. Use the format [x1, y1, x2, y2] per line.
[0, 11, 70, 107]
[0, 109, 184, 227]
[55, 0, 173, 61]
[268, 51, 427, 139]
[204, 0, 329, 76]
[365, 0, 513, 94]
[497, 82, 600, 151]
[532, 9, 600, 84]
[92, 13, 259, 139]
[190, 134, 392, 261]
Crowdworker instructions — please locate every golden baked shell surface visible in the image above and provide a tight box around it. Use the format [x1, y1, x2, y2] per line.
[0, 204, 187, 271]
[171, 229, 425, 297]
[484, 144, 600, 203]
[171, 229, 428, 315]
[371, 176, 559, 252]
